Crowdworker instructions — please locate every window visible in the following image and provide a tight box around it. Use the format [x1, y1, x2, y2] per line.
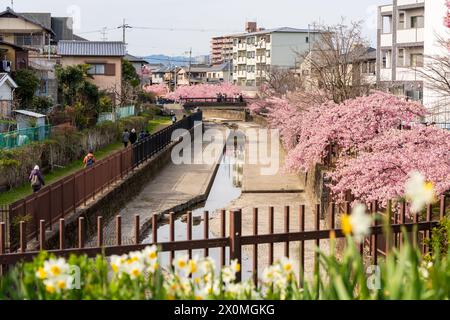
[399, 12, 405, 29]
[247, 51, 255, 59]
[15, 34, 42, 46]
[305, 36, 309, 43]
[88, 64, 106, 75]
[398, 49, 405, 67]
[266, 50, 271, 58]
[266, 35, 271, 43]
[382, 15, 392, 33]
[411, 53, 423, 67]
[411, 16, 424, 28]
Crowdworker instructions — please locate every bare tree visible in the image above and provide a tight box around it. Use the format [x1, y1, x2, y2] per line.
[297, 20, 373, 103]
[264, 66, 305, 97]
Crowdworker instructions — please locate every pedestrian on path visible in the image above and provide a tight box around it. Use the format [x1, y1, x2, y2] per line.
[83, 150, 96, 168]
[172, 115, 177, 124]
[29, 165, 45, 193]
[129, 128, 138, 145]
[122, 129, 130, 148]
[139, 130, 146, 141]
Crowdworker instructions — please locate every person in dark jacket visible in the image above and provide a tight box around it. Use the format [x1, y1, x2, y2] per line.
[29, 165, 45, 193]
[129, 128, 138, 144]
[122, 129, 130, 148]
[139, 130, 146, 141]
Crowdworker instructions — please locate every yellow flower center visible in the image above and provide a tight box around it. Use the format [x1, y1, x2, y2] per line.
[234, 263, 241, 273]
[57, 280, 67, 289]
[131, 269, 141, 277]
[178, 260, 186, 268]
[341, 214, 352, 236]
[111, 264, 119, 273]
[283, 263, 292, 272]
[189, 260, 197, 273]
[195, 295, 203, 300]
[46, 284, 56, 294]
[37, 267, 47, 279]
[148, 251, 157, 260]
[424, 182, 434, 191]
[50, 266, 61, 276]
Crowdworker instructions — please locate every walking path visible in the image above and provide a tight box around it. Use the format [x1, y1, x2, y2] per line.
[87, 122, 227, 245]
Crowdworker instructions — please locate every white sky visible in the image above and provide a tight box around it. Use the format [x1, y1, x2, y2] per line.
[2, 0, 388, 56]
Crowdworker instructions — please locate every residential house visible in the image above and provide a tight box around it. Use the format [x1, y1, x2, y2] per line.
[0, 40, 30, 73]
[0, 72, 17, 118]
[231, 27, 321, 87]
[0, 7, 86, 103]
[124, 53, 151, 85]
[206, 62, 232, 83]
[176, 65, 209, 86]
[151, 65, 170, 85]
[57, 41, 126, 104]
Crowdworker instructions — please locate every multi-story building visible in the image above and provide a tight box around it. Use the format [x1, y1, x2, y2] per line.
[211, 36, 234, 66]
[377, 0, 449, 125]
[231, 27, 319, 87]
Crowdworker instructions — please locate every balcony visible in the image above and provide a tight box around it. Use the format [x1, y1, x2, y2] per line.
[380, 33, 392, 47]
[397, 0, 424, 6]
[256, 56, 266, 63]
[397, 28, 424, 45]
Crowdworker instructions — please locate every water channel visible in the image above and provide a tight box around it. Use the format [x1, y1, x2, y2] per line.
[141, 127, 254, 278]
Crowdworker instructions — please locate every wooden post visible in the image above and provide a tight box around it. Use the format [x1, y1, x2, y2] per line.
[39, 220, 45, 251]
[134, 215, 140, 245]
[78, 217, 85, 249]
[20, 221, 27, 253]
[59, 219, 65, 250]
[230, 209, 242, 282]
[97, 216, 103, 247]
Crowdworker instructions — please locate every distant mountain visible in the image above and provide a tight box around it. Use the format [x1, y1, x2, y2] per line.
[143, 55, 192, 66]
[143, 54, 210, 66]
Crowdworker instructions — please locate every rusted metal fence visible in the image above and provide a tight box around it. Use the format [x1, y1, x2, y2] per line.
[4, 112, 203, 250]
[1, 196, 447, 282]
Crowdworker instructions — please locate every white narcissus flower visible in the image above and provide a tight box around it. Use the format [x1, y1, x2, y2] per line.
[110, 254, 127, 274]
[405, 171, 436, 213]
[221, 266, 236, 284]
[173, 254, 189, 273]
[124, 260, 145, 279]
[342, 203, 372, 243]
[142, 245, 158, 263]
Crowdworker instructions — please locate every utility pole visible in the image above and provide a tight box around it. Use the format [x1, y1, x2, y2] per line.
[101, 27, 108, 41]
[117, 19, 132, 46]
[188, 48, 192, 86]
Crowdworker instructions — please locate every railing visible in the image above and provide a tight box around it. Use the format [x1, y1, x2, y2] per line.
[0, 197, 447, 282]
[0, 125, 52, 149]
[4, 112, 203, 251]
[180, 98, 251, 108]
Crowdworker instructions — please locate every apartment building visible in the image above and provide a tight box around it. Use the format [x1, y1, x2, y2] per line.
[231, 27, 319, 87]
[211, 22, 259, 66]
[377, 0, 449, 124]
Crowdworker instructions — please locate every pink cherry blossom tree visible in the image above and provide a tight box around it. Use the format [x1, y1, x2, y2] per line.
[328, 125, 450, 204]
[165, 83, 243, 101]
[143, 83, 169, 97]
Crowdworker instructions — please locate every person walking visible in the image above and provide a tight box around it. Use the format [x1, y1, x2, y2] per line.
[29, 165, 45, 193]
[122, 129, 130, 148]
[139, 130, 146, 141]
[129, 128, 138, 145]
[171, 114, 177, 124]
[83, 150, 96, 168]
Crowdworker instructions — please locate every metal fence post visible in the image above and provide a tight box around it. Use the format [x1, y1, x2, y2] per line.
[230, 209, 242, 282]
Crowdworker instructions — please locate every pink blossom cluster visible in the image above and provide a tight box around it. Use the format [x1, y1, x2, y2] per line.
[328, 125, 450, 204]
[446, 0, 450, 28]
[165, 83, 243, 101]
[143, 84, 169, 97]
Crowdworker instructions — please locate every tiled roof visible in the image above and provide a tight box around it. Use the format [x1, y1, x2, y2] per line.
[57, 41, 126, 57]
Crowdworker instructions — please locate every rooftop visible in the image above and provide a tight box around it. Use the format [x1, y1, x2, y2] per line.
[57, 41, 126, 57]
[233, 27, 321, 37]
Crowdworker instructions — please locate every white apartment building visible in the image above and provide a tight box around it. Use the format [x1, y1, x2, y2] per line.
[231, 27, 319, 87]
[377, 0, 450, 125]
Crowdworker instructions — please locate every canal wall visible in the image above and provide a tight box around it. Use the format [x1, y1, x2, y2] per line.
[202, 109, 247, 121]
[30, 126, 201, 250]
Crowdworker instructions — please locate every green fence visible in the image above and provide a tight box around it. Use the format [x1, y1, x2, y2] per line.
[97, 106, 135, 124]
[0, 125, 52, 149]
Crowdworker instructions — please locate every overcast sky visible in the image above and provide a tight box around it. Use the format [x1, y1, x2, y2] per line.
[2, 0, 388, 56]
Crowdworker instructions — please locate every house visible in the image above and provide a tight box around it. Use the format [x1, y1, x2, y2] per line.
[124, 54, 151, 85]
[57, 41, 126, 104]
[377, 0, 450, 126]
[0, 73, 17, 118]
[231, 26, 321, 87]
[176, 65, 210, 86]
[206, 62, 232, 83]
[0, 7, 87, 102]
[0, 40, 30, 73]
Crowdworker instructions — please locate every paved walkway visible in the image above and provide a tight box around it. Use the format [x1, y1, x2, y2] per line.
[87, 123, 226, 246]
